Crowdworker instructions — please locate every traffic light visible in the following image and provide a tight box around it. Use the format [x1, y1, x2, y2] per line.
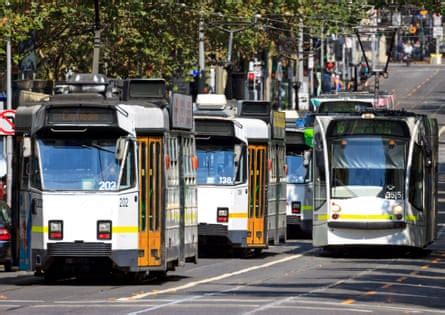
[247, 72, 255, 88]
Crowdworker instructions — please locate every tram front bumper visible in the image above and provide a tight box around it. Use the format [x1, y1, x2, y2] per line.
[327, 221, 406, 229]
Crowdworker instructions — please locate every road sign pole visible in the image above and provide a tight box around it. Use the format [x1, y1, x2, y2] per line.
[6, 40, 12, 208]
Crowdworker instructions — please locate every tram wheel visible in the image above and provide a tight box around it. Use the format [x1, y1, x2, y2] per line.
[253, 248, 263, 257]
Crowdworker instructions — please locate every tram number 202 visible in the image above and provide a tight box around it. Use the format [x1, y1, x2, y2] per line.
[119, 197, 129, 208]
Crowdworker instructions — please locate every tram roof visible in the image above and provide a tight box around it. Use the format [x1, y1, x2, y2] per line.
[234, 117, 269, 141]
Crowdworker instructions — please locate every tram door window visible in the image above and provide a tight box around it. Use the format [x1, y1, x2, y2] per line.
[137, 137, 162, 266]
[409, 143, 424, 211]
[247, 145, 266, 246]
[314, 134, 326, 210]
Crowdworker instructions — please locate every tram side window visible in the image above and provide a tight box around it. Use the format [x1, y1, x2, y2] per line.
[314, 134, 326, 209]
[409, 143, 424, 211]
[234, 145, 246, 184]
[120, 141, 136, 189]
[30, 146, 42, 189]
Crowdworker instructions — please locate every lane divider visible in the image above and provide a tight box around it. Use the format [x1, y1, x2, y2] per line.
[119, 248, 317, 301]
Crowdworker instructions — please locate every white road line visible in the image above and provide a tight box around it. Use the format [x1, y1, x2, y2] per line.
[119, 248, 317, 301]
[127, 285, 242, 315]
[0, 300, 44, 303]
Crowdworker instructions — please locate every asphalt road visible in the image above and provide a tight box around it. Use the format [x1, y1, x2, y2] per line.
[0, 64, 444, 315]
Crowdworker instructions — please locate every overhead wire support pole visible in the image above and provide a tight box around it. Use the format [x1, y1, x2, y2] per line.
[92, 0, 102, 74]
[6, 39, 12, 209]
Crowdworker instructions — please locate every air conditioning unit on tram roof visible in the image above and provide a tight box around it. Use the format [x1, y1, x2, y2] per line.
[195, 94, 227, 110]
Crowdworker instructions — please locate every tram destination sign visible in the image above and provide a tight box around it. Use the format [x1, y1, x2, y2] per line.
[272, 111, 285, 139]
[171, 93, 193, 130]
[47, 107, 116, 125]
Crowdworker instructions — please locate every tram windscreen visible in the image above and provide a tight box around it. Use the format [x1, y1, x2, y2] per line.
[38, 138, 133, 191]
[197, 142, 243, 185]
[329, 137, 407, 199]
[286, 153, 311, 184]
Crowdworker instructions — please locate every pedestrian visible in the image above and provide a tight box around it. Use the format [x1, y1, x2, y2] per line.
[321, 67, 334, 93]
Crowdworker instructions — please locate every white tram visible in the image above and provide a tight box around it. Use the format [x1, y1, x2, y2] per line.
[284, 111, 313, 235]
[13, 74, 198, 278]
[194, 94, 251, 251]
[235, 100, 287, 246]
[312, 110, 438, 249]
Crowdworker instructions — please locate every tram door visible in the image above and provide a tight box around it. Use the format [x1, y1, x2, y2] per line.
[137, 137, 163, 266]
[247, 145, 267, 246]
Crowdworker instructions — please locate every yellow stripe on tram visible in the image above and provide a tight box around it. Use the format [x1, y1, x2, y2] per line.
[339, 214, 394, 220]
[302, 205, 313, 211]
[112, 226, 138, 233]
[405, 215, 417, 223]
[31, 226, 48, 233]
[229, 212, 248, 219]
[316, 214, 328, 221]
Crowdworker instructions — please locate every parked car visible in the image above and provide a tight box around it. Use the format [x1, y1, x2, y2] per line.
[0, 200, 12, 272]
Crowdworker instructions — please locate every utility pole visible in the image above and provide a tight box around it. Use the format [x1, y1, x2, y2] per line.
[297, 23, 304, 110]
[198, 14, 206, 93]
[92, 0, 102, 74]
[6, 39, 12, 209]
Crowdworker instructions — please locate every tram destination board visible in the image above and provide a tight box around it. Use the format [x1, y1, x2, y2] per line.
[272, 111, 285, 139]
[327, 119, 409, 137]
[47, 107, 116, 125]
[171, 93, 193, 130]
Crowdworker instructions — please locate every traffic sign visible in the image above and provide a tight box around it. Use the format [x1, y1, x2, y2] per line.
[0, 110, 16, 135]
[433, 26, 443, 38]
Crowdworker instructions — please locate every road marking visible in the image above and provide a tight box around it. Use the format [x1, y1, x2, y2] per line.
[127, 286, 242, 315]
[421, 265, 430, 270]
[0, 300, 44, 303]
[432, 258, 440, 264]
[341, 299, 356, 304]
[410, 271, 418, 276]
[119, 248, 317, 301]
[382, 283, 393, 289]
[396, 276, 407, 282]
[365, 291, 377, 296]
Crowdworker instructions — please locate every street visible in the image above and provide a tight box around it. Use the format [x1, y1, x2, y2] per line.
[0, 64, 444, 315]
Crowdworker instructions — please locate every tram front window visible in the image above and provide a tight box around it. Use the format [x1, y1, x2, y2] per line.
[197, 143, 243, 185]
[286, 153, 311, 184]
[38, 138, 134, 191]
[330, 137, 407, 199]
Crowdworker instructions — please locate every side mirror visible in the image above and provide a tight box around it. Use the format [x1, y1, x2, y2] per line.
[23, 137, 32, 158]
[304, 150, 312, 167]
[115, 137, 127, 161]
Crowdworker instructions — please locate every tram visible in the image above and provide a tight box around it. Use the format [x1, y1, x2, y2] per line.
[283, 111, 313, 236]
[13, 74, 198, 279]
[194, 94, 250, 252]
[312, 110, 438, 249]
[235, 100, 287, 246]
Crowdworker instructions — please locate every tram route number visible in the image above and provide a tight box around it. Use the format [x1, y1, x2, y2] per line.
[385, 191, 403, 200]
[119, 197, 129, 208]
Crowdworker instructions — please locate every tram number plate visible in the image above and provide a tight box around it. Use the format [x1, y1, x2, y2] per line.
[219, 177, 233, 184]
[119, 197, 129, 208]
[99, 181, 117, 190]
[385, 191, 403, 200]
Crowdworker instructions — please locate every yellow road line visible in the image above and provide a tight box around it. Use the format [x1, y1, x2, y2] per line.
[341, 299, 356, 305]
[421, 265, 430, 270]
[365, 291, 377, 296]
[382, 283, 392, 289]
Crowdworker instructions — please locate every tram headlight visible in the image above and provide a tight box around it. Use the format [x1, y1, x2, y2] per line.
[97, 221, 112, 240]
[217, 207, 229, 223]
[392, 204, 404, 220]
[331, 202, 342, 213]
[48, 220, 63, 240]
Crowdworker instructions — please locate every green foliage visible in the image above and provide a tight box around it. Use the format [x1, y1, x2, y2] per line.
[0, 0, 369, 80]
